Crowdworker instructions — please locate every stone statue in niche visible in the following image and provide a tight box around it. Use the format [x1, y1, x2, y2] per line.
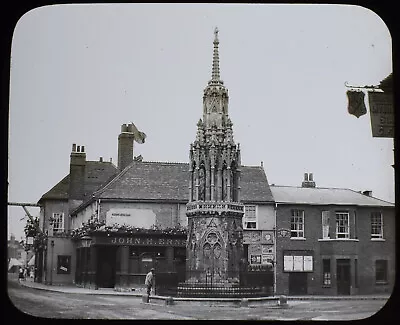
[199, 165, 205, 201]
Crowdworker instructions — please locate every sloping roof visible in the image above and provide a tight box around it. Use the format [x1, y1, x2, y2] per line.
[240, 166, 274, 203]
[38, 175, 70, 201]
[96, 161, 190, 201]
[38, 161, 118, 202]
[71, 161, 274, 213]
[270, 185, 394, 207]
[379, 73, 393, 93]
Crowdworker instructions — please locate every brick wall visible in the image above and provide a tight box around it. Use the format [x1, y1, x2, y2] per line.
[275, 204, 395, 296]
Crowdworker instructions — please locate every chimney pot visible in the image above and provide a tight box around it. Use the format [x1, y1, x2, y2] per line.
[72, 143, 76, 152]
[81, 146, 85, 153]
[304, 173, 308, 181]
[309, 173, 313, 181]
[99, 157, 103, 162]
[110, 157, 112, 163]
[77, 145, 80, 152]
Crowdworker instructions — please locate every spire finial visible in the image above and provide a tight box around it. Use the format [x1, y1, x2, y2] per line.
[211, 27, 220, 81]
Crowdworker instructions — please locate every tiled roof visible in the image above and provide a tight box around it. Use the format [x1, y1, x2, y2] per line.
[270, 185, 394, 207]
[38, 161, 117, 202]
[86, 161, 274, 203]
[38, 175, 70, 202]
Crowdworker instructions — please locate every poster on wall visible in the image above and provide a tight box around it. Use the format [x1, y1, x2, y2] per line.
[283, 255, 314, 272]
[250, 255, 262, 264]
[262, 254, 274, 264]
[303, 256, 313, 271]
[284, 255, 294, 271]
[243, 231, 262, 244]
[261, 231, 274, 244]
[293, 256, 303, 271]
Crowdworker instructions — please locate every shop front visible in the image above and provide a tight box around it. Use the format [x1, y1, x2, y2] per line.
[74, 233, 187, 290]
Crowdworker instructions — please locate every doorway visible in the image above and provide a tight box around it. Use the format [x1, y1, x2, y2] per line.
[288, 272, 307, 295]
[96, 246, 117, 288]
[336, 259, 351, 295]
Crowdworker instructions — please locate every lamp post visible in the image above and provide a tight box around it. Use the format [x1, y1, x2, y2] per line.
[81, 235, 92, 288]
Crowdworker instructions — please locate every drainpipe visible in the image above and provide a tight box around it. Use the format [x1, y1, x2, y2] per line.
[274, 202, 278, 296]
[97, 199, 101, 221]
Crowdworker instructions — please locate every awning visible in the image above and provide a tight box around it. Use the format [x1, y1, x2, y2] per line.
[28, 255, 35, 266]
[8, 258, 23, 270]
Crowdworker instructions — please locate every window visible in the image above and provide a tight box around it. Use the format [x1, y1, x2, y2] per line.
[335, 212, 349, 239]
[322, 259, 331, 286]
[321, 211, 330, 239]
[375, 260, 388, 283]
[244, 205, 257, 229]
[371, 212, 383, 239]
[57, 255, 71, 274]
[52, 213, 64, 233]
[291, 210, 304, 238]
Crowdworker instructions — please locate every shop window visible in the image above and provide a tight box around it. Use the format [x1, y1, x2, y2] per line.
[375, 260, 388, 283]
[335, 212, 349, 239]
[371, 212, 383, 239]
[322, 259, 331, 286]
[57, 255, 71, 274]
[291, 209, 304, 238]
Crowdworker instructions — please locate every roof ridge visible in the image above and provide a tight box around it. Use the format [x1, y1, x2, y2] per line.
[141, 160, 189, 165]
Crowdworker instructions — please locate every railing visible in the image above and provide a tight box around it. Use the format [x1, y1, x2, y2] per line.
[156, 269, 274, 297]
[186, 201, 244, 216]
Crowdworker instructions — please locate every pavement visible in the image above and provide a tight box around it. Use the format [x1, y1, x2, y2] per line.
[10, 275, 390, 304]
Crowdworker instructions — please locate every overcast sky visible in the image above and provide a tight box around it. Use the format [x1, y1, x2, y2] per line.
[8, 3, 394, 241]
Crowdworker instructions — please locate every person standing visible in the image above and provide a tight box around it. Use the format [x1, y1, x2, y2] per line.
[145, 268, 155, 296]
[18, 267, 24, 283]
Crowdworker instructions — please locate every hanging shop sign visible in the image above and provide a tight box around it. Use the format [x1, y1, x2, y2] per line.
[368, 92, 394, 138]
[347, 90, 367, 118]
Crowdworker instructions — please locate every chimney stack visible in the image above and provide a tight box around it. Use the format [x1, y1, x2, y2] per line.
[118, 123, 135, 171]
[99, 157, 103, 162]
[362, 190, 372, 197]
[302, 172, 316, 188]
[69, 143, 86, 205]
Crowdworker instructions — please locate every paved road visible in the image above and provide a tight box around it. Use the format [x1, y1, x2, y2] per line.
[7, 280, 392, 320]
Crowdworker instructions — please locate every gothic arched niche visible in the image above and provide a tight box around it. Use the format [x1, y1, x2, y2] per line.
[221, 161, 228, 201]
[199, 162, 206, 201]
[191, 161, 196, 201]
[230, 160, 237, 202]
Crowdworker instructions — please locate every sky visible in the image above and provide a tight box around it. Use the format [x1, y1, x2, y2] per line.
[7, 3, 394, 241]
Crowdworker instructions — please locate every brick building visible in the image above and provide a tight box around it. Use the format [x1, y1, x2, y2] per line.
[271, 173, 395, 296]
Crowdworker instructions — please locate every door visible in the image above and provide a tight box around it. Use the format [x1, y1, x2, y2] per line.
[96, 246, 117, 288]
[288, 272, 307, 295]
[337, 259, 351, 295]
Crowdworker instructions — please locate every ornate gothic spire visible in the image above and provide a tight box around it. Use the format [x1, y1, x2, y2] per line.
[211, 27, 220, 82]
